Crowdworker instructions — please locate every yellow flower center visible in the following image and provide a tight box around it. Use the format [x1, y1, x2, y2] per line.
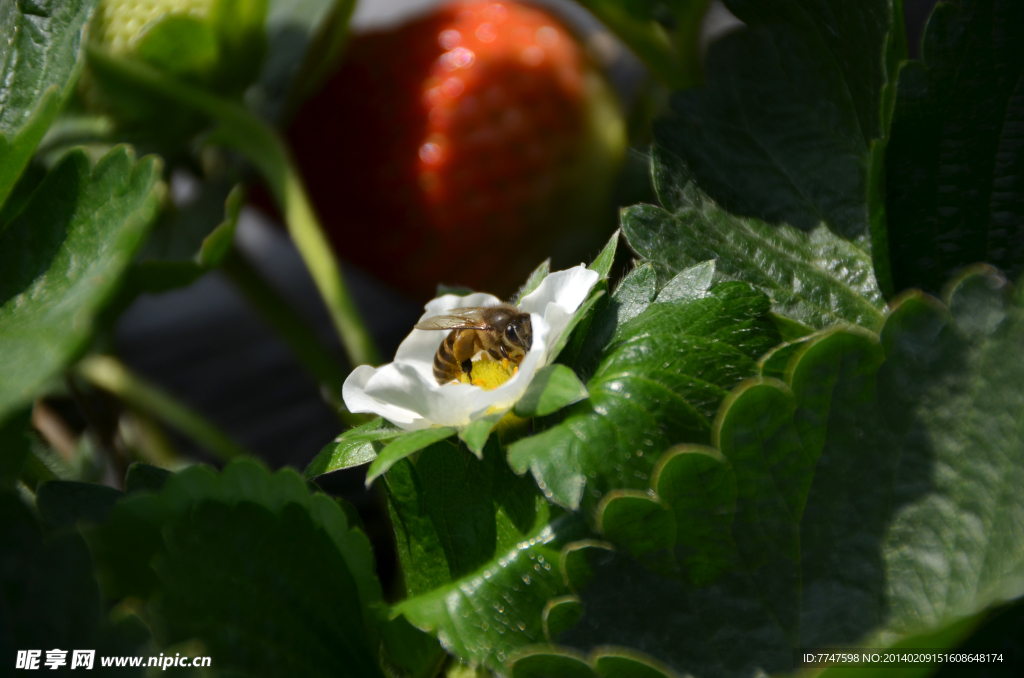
[458, 357, 517, 390]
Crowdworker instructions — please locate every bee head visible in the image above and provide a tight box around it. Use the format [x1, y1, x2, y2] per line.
[503, 315, 533, 353]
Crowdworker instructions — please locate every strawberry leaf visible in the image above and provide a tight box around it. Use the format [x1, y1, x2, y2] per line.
[0, 0, 92, 208]
[385, 439, 582, 672]
[551, 266, 1024, 676]
[881, 0, 1024, 295]
[587, 229, 620, 280]
[514, 259, 551, 304]
[513, 365, 589, 418]
[624, 152, 886, 332]
[654, 0, 897, 241]
[570, 263, 658, 377]
[365, 427, 457, 486]
[87, 459, 384, 677]
[0, 147, 163, 419]
[305, 417, 405, 479]
[1, 492, 149, 665]
[508, 282, 779, 512]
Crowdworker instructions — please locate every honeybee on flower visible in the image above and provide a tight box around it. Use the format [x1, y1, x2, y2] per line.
[342, 265, 599, 431]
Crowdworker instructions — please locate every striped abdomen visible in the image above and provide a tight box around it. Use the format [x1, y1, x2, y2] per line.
[433, 329, 470, 384]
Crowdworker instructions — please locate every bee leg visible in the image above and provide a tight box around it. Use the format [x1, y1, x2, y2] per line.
[461, 359, 473, 381]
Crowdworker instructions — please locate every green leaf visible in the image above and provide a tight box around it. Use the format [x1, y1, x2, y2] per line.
[596, 445, 736, 588]
[365, 427, 457, 486]
[36, 481, 124, 529]
[384, 439, 556, 596]
[0, 0, 92, 207]
[88, 458, 384, 676]
[124, 462, 172, 495]
[654, 0, 896, 240]
[588, 229, 620, 280]
[196, 183, 243, 267]
[514, 259, 550, 304]
[553, 266, 1024, 676]
[882, 0, 1024, 295]
[459, 413, 504, 458]
[623, 161, 886, 331]
[0, 146, 163, 419]
[379, 614, 447, 678]
[542, 596, 582, 642]
[119, 179, 243, 302]
[654, 259, 715, 304]
[393, 511, 585, 674]
[508, 282, 779, 511]
[305, 417, 404, 479]
[385, 438, 582, 672]
[552, 288, 607, 365]
[571, 263, 658, 377]
[1, 491, 148, 665]
[508, 647, 595, 678]
[513, 365, 589, 418]
[507, 645, 681, 678]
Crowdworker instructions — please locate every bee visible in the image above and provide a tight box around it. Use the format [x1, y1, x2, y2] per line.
[414, 305, 533, 385]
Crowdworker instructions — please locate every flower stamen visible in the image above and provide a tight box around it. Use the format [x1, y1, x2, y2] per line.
[458, 356, 517, 390]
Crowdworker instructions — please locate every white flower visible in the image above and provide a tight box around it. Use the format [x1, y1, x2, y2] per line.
[343, 265, 600, 431]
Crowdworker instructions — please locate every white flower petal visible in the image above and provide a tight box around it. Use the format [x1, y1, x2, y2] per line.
[342, 266, 598, 432]
[342, 365, 430, 430]
[519, 265, 600, 365]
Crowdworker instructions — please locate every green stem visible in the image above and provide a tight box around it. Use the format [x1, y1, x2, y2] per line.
[87, 47, 381, 368]
[579, 2, 688, 89]
[221, 248, 368, 426]
[672, 0, 712, 89]
[75, 355, 249, 462]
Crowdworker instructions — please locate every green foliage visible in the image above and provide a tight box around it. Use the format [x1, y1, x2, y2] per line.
[513, 365, 589, 418]
[128, 181, 244, 295]
[547, 267, 1024, 676]
[384, 439, 585, 672]
[257, 0, 357, 120]
[0, 146, 163, 419]
[574, 0, 712, 89]
[36, 480, 124, 529]
[654, 0, 896, 241]
[508, 281, 779, 512]
[88, 459, 384, 677]
[367, 427, 458, 485]
[507, 646, 679, 678]
[513, 259, 551, 304]
[880, 0, 1024, 295]
[306, 417, 405, 479]
[0, 0, 92, 208]
[0, 491, 149, 673]
[623, 149, 886, 332]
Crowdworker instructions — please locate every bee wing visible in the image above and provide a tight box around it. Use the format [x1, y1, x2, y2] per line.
[414, 307, 490, 331]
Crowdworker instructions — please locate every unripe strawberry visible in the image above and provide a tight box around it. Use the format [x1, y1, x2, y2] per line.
[289, 0, 626, 300]
[82, 0, 266, 129]
[90, 0, 212, 54]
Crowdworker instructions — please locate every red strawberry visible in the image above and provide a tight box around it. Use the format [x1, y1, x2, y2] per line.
[288, 0, 625, 300]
